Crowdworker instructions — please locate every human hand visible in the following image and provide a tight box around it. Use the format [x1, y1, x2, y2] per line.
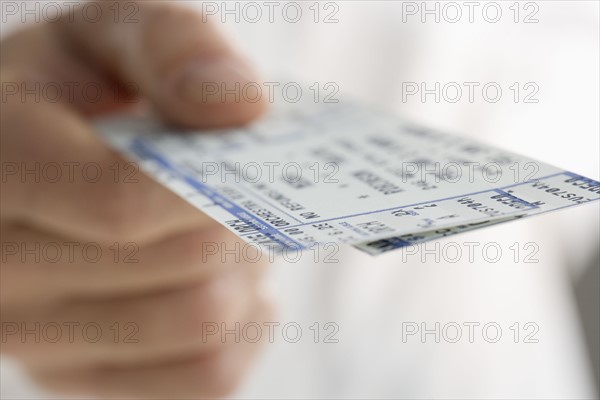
[1, 2, 272, 398]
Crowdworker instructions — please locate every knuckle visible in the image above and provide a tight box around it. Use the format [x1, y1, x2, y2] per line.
[93, 183, 144, 239]
[176, 229, 216, 266]
[177, 228, 267, 270]
[191, 351, 245, 397]
[90, 167, 168, 241]
[190, 275, 242, 327]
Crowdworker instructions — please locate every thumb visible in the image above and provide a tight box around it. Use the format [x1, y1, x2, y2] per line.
[62, 1, 267, 128]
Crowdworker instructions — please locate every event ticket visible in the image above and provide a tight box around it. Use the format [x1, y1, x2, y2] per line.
[96, 101, 599, 255]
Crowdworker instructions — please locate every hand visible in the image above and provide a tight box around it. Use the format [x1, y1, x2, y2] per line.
[1, 2, 272, 398]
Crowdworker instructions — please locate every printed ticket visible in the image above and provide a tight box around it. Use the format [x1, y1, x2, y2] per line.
[95, 101, 599, 256]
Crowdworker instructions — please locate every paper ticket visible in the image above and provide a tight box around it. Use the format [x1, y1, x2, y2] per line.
[95, 101, 599, 256]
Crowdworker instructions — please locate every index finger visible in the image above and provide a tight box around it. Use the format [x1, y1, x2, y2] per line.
[60, 1, 268, 128]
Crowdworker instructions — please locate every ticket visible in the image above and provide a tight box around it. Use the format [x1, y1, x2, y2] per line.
[95, 101, 599, 256]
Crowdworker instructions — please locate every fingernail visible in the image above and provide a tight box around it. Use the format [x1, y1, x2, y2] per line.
[174, 59, 256, 105]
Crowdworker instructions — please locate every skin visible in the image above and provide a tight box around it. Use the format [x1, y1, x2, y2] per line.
[0, 1, 273, 398]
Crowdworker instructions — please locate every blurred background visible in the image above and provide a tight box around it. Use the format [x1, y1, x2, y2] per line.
[2, 1, 599, 398]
